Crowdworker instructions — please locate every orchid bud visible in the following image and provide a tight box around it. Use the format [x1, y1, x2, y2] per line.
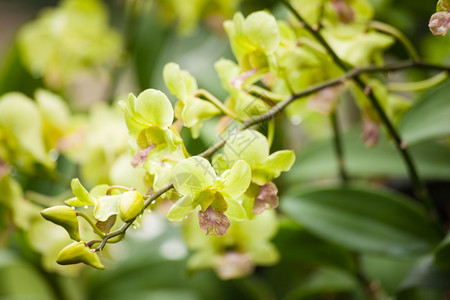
[41, 205, 80, 241]
[56, 241, 104, 270]
[429, 12, 450, 36]
[119, 190, 144, 222]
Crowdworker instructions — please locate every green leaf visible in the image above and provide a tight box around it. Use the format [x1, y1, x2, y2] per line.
[399, 79, 450, 145]
[172, 157, 216, 196]
[398, 255, 450, 298]
[219, 160, 252, 199]
[135, 89, 174, 129]
[361, 255, 419, 295]
[0, 250, 56, 299]
[284, 267, 357, 300]
[434, 231, 450, 270]
[281, 185, 440, 256]
[287, 127, 450, 181]
[273, 220, 356, 271]
[68, 178, 95, 206]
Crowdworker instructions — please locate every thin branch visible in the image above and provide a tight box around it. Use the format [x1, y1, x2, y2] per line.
[242, 61, 449, 128]
[89, 59, 449, 251]
[280, 0, 349, 70]
[92, 182, 173, 251]
[198, 138, 229, 159]
[330, 111, 348, 183]
[281, 0, 444, 216]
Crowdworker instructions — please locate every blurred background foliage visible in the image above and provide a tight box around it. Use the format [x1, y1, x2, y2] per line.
[0, 0, 449, 299]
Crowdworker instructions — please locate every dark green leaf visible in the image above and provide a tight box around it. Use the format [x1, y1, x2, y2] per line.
[283, 267, 357, 300]
[281, 185, 440, 256]
[399, 79, 450, 145]
[0, 41, 43, 97]
[434, 231, 450, 270]
[287, 128, 450, 181]
[273, 219, 356, 272]
[361, 255, 418, 295]
[0, 250, 55, 299]
[397, 255, 450, 299]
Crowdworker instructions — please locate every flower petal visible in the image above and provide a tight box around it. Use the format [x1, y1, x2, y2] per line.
[198, 206, 230, 236]
[252, 150, 295, 185]
[119, 94, 145, 137]
[225, 198, 246, 221]
[181, 97, 220, 128]
[243, 11, 280, 54]
[253, 182, 279, 214]
[163, 62, 198, 102]
[94, 195, 121, 222]
[68, 178, 95, 206]
[172, 156, 216, 196]
[163, 62, 187, 101]
[220, 160, 251, 199]
[167, 194, 196, 221]
[223, 130, 269, 168]
[246, 242, 279, 265]
[135, 89, 174, 129]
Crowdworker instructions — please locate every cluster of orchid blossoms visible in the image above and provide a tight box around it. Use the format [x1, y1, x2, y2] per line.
[429, 0, 450, 36]
[40, 0, 411, 278]
[42, 85, 295, 275]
